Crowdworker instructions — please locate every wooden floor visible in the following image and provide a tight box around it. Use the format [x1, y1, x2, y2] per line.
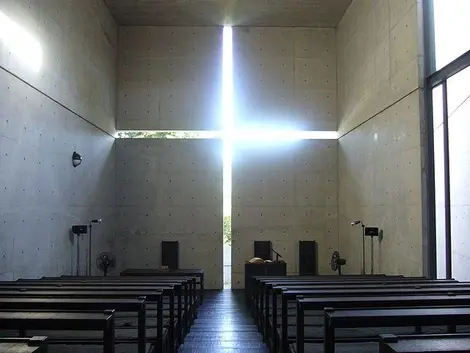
[179, 290, 268, 353]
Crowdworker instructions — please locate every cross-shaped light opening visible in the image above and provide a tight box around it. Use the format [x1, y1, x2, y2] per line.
[116, 26, 338, 289]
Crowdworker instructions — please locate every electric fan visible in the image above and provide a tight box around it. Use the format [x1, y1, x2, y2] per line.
[331, 251, 346, 276]
[96, 252, 116, 276]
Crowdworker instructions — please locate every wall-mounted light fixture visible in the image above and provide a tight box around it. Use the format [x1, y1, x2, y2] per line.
[72, 151, 82, 168]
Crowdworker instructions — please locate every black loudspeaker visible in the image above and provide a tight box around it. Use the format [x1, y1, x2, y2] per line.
[365, 227, 379, 237]
[254, 241, 272, 260]
[299, 241, 318, 275]
[161, 241, 179, 269]
[72, 225, 87, 234]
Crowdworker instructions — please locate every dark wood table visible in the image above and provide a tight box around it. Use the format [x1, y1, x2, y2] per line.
[0, 310, 115, 353]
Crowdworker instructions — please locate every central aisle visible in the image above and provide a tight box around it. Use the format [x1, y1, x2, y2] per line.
[178, 290, 269, 353]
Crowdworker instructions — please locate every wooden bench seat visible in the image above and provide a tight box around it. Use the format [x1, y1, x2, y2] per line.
[45, 343, 152, 353]
[318, 307, 470, 353]
[27, 277, 198, 333]
[0, 310, 115, 353]
[290, 341, 377, 353]
[249, 277, 470, 353]
[277, 293, 470, 353]
[0, 279, 196, 352]
[6, 275, 201, 353]
[119, 269, 204, 304]
[0, 298, 146, 353]
[289, 332, 470, 353]
[0, 308, 175, 353]
[0, 337, 48, 353]
[379, 333, 470, 353]
[261, 286, 470, 352]
[0, 290, 168, 353]
[261, 280, 460, 327]
[256, 279, 458, 331]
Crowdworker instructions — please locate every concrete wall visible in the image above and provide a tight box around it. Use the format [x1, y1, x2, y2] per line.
[117, 26, 222, 131]
[0, 0, 117, 279]
[337, 0, 420, 135]
[337, 0, 423, 276]
[114, 139, 223, 289]
[231, 140, 338, 288]
[234, 27, 337, 131]
[0, 0, 117, 135]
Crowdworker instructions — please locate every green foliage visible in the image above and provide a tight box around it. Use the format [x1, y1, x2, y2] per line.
[223, 215, 232, 245]
[117, 131, 201, 139]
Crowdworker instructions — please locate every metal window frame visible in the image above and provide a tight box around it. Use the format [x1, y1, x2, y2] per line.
[423, 0, 470, 279]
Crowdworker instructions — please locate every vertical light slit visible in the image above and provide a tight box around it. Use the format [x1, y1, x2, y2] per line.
[222, 26, 233, 289]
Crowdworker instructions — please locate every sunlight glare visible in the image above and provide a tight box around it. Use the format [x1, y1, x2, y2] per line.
[230, 129, 338, 142]
[222, 25, 233, 215]
[222, 26, 234, 135]
[0, 11, 43, 72]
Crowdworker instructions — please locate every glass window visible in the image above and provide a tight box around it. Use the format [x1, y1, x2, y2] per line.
[433, 85, 447, 278]
[448, 66, 470, 281]
[433, 0, 470, 71]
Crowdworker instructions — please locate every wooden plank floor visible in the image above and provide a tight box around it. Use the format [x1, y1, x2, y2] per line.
[179, 290, 268, 353]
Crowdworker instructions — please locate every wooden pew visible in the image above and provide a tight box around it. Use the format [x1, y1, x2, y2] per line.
[9, 276, 198, 353]
[378, 333, 470, 353]
[256, 278, 465, 352]
[0, 297, 146, 353]
[31, 277, 195, 343]
[292, 295, 470, 353]
[251, 274, 408, 307]
[253, 276, 443, 324]
[0, 289, 167, 353]
[255, 277, 451, 313]
[7, 280, 190, 353]
[285, 286, 470, 353]
[0, 285, 175, 342]
[268, 282, 465, 340]
[0, 309, 115, 353]
[0, 336, 48, 353]
[120, 269, 205, 304]
[317, 307, 470, 353]
[259, 279, 458, 341]
[42, 276, 199, 327]
[274, 286, 470, 353]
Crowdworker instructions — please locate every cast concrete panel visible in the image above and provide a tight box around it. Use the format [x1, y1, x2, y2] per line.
[114, 139, 223, 289]
[117, 26, 222, 131]
[231, 140, 338, 288]
[337, 0, 420, 135]
[234, 27, 337, 131]
[338, 91, 422, 276]
[104, 0, 352, 27]
[0, 68, 115, 280]
[0, 0, 117, 135]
